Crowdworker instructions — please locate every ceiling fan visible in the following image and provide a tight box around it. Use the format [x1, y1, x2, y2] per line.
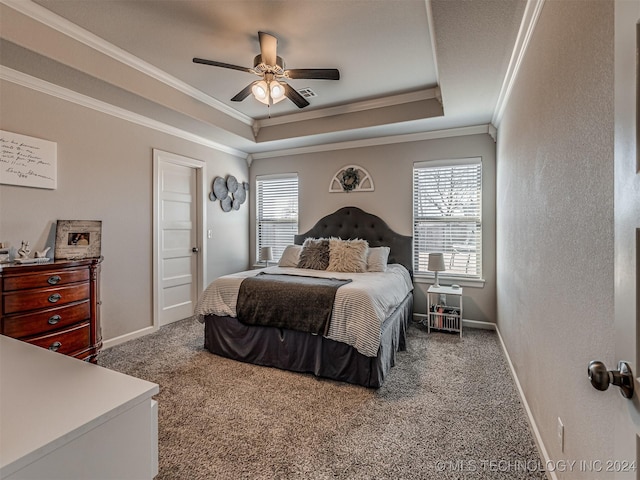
[193, 31, 340, 109]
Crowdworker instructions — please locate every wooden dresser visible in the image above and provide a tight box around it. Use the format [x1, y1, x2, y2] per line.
[0, 257, 102, 362]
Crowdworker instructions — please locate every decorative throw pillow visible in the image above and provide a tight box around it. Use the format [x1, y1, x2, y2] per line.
[327, 238, 369, 273]
[367, 246, 390, 272]
[297, 238, 330, 270]
[278, 245, 302, 267]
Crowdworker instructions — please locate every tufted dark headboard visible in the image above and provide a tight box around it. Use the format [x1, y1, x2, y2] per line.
[294, 206, 413, 278]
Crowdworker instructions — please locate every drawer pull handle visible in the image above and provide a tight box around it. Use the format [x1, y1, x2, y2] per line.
[48, 315, 61, 325]
[47, 275, 61, 285]
[48, 293, 62, 303]
[49, 341, 62, 352]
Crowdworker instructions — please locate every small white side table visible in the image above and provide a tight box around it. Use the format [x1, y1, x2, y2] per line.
[427, 285, 463, 337]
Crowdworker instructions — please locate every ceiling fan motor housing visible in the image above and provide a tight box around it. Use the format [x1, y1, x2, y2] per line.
[253, 55, 285, 75]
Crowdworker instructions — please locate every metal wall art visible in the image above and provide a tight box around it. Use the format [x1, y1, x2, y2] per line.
[329, 165, 374, 193]
[210, 175, 249, 212]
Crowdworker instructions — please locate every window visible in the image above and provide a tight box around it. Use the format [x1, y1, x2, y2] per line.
[413, 158, 482, 278]
[256, 174, 298, 262]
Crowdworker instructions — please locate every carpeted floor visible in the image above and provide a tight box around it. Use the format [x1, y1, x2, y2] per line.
[99, 319, 547, 479]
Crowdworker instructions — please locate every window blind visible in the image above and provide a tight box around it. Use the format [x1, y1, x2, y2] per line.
[256, 174, 298, 262]
[413, 159, 482, 278]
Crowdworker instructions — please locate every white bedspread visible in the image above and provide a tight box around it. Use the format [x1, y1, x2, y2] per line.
[194, 264, 413, 357]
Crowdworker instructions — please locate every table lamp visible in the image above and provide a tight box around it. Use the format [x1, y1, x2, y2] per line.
[259, 246, 273, 267]
[427, 252, 445, 287]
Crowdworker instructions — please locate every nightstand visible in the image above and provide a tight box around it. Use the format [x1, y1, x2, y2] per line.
[427, 285, 463, 337]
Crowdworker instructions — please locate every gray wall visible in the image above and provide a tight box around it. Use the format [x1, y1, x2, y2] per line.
[496, 1, 614, 475]
[250, 133, 497, 323]
[0, 80, 249, 342]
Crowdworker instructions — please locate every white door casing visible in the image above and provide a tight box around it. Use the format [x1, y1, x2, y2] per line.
[613, 1, 640, 477]
[153, 149, 206, 328]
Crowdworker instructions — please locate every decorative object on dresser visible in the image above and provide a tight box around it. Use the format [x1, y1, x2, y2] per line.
[17, 241, 31, 259]
[54, 220, 102, 260]
[427, 252, 446, 287]
[0, 257, 103, 362]
[35, 246, 50, 258]
[13, 241, 51, 265]
[0, 243, 8, 264]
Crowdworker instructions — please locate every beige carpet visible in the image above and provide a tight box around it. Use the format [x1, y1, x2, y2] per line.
[99, 319, 546, 479]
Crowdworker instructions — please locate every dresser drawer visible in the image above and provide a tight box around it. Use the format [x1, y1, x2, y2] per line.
[26, 322, 91, 355]
[3, 283, 90, 315]
[2, 300, 91, 338]
[2, 268, 90, 291]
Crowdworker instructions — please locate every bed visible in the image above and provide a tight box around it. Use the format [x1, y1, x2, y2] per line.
[194, 206, 414, 388]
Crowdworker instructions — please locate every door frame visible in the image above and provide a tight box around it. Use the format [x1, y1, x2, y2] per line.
[152, 149, 207, 330]
[613, 1, 640, 477]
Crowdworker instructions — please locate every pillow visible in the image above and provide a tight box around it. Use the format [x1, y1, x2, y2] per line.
[297, 238, 330, 270]
[367, 246, 390, 272]
[327, 238, 369, 273]
[278, 245, 302, 267]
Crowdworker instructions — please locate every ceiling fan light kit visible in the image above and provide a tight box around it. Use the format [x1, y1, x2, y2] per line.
[193, 31, 339, 109]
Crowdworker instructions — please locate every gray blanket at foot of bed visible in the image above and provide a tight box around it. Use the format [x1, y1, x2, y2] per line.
[236, 273, 352, 335]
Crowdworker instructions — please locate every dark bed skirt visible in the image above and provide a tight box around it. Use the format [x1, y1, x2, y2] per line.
[203, 292, 414, 388]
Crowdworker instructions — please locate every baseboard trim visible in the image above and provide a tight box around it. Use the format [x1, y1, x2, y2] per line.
[463, 319, 496, 330]
[102, 325, 157, 350]
[495, 326, 556, 480]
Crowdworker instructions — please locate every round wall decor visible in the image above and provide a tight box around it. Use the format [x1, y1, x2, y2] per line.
[212, 177, 228, 200]
[210, 175, 249, 212]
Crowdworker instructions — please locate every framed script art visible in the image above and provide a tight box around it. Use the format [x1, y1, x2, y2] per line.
[54, 220, 102, 260]
[0, 130, 57, 189]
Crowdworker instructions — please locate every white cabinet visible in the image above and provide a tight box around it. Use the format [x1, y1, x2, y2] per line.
[0, 335, 159, 479]
[427, 285, 463, 337]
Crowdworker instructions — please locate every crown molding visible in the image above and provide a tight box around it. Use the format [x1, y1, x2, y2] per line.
[0, 66, 249, 160]
[492, 0, 546, 127]
[0, 0, 254, 127]
[255, 87, 441, 130]
[424, 0, 440, 85]
[250, 124, 491, 160]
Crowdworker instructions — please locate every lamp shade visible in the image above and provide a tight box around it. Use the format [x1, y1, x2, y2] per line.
[427, 253, 445, 272]
[259, 246, 273, 262]
[252, 81, 269, 105]
[270, 80, 285, 103]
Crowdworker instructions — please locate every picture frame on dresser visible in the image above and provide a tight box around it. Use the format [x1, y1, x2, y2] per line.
[54, 220, 102, 260]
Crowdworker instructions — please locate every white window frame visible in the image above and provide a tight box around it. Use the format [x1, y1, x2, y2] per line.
[413, 158, 482, 280]
[256, 173, 299, 263]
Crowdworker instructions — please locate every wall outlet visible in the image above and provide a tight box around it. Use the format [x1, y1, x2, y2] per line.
[557, 417, 564, 453]
[207, 229, 212, 239]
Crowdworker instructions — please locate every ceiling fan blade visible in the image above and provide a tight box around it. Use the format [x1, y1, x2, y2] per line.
[258, 31, 278, 66]
[285, 68, 340, 80]
[193, 57, 253, 74]
[230, 82, 258, 102]
[283, 83, 310, 108]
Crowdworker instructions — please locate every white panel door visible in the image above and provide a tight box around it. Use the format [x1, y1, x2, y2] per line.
[158, 161, 198, 326]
